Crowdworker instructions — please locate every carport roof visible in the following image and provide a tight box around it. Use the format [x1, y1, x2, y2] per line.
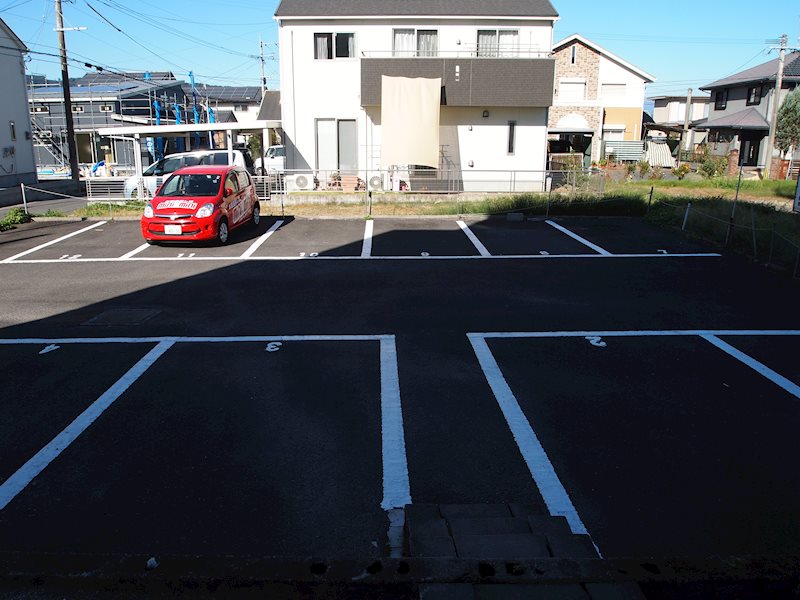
[93, 121, 280, 137]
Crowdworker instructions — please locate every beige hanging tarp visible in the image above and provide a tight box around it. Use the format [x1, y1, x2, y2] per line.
[380, 76, 441, 168]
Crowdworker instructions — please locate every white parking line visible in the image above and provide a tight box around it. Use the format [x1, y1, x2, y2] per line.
[472, 329, 800, 339]
[0, 340, 174, 511]
[468, 334, 594, 547]
[457, 220, 492, 257]
[362, 220, 374, 257]
[0, 334, 411, 526]
[240, 219, 284, 259]
[1, 220, 107, 263]
[702, 334, 800, 399]
[545, 220, 612, 256]
[380, 336, 411, 511]
[0, 252, 721, 265]
[119, 243, 150, 259]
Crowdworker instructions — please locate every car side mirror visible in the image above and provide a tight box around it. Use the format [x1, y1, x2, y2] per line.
[224, 187, 233, 198]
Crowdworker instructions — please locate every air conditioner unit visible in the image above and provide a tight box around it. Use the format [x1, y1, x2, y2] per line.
[286, 173, 314, 192]
[368, 173, 385, 191]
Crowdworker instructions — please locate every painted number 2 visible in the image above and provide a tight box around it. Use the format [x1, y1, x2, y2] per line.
[585, 336, 607, 348]
[265, 342, 283, 352]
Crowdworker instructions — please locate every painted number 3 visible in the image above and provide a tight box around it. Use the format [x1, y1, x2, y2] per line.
[585, 336, 607, 348]
[265, 342, 283, 352]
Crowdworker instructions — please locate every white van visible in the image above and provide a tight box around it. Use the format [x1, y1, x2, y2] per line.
[254, 145, 285, 175]
[124, 149, 255, 199]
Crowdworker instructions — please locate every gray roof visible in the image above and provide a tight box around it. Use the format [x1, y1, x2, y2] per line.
[0, 18, 28, 52]
[275, 0, 558, 18]
[702, 52, 800, 90]
[257, 91, 281, 121]
[697, 107, 769, 131]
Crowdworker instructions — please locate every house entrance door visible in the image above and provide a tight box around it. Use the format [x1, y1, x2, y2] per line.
[740, 133, 762, 167]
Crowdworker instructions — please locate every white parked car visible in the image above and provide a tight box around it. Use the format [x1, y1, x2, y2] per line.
[123, 149, 255, 199]
[254, 145, 286, 175]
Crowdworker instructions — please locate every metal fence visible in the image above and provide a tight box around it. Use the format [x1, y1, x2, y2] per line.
[668, 199, 800, 277]
[83, 169, 607, 202]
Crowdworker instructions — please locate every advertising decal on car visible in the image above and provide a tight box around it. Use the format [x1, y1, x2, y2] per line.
[157, 200, 199, 210]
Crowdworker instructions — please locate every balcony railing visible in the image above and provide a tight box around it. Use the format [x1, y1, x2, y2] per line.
[361, 46, 551, 59]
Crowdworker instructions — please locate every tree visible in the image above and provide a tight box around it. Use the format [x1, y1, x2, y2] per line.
[776, 87, 800, 153]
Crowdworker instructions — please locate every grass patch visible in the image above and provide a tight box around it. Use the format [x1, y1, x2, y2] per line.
[0, 207, 32, 231]
[31, 209, 67, 217]
[75, 201, 146, 218]
[610, 177, 796, 200]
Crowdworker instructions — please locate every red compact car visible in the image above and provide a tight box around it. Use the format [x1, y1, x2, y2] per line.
[140, 165, 260, 244]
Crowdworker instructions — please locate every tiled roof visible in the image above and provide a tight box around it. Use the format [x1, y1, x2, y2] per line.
[698, 107, 770, 131]
[702, 52, 800, 89]
[275, 0, 558, 18]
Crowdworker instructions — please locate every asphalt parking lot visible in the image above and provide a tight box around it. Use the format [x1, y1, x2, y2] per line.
[1, 214, 799, 571]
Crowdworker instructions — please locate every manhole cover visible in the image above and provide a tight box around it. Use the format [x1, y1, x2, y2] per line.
[82, 307, 160, 326]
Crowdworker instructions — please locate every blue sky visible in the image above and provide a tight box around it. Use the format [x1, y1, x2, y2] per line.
[2, 0, 798, 97]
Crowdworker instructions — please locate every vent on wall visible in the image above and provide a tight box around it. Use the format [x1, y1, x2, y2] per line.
[99, 105, 113, 112]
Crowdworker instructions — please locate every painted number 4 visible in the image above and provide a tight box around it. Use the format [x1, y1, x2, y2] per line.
[585, 336, 607, 348]
[265, 342, 283, 352]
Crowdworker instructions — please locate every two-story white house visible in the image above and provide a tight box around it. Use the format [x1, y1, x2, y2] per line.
[0, 18, 37, 187]
[274, 0, 558, 192]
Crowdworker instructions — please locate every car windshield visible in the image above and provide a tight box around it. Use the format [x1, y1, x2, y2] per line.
[159, 173, 222, 197]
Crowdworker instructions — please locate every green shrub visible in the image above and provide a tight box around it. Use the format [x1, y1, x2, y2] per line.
[699, 155, 728, 179]
[638, 160, 651, 177]
[0, 207, 31, 231]
[625, 163, 637, 177]
[649, 167, 664, 180]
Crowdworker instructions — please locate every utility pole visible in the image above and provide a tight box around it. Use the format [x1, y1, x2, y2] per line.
[54, 0, 80, 189]
[764, 34, 787, 180]
[259, 38, 267, 97]
[678, 88, 693, 166]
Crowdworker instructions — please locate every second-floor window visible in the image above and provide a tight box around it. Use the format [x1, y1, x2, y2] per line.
[393, 29, 438, 57]
[746, 86, 762, 106]
[314, 32, 355, 60]
[714, 89, 728, 111]
[477, 29, 519, 57]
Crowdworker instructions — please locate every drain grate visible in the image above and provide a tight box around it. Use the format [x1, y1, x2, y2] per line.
[82, 307, 161, 326]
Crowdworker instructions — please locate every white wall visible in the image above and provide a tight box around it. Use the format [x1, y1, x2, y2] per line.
[279, 17, 554, 174]
[0, 27, 36, 186]
[597, 57, 647, 109]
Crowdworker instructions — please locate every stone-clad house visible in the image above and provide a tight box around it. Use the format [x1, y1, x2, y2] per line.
[548, 34, 654, 166]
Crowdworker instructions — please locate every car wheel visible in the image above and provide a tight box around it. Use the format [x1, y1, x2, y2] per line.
[216, 218, 229, 245]
[251, 201, 261, 227]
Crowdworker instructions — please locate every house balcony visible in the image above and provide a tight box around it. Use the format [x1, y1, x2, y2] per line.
[360, 51, 555, 108]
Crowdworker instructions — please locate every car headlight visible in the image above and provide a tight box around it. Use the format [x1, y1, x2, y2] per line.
[195, 203, 215, 218]
[143, 203, 154, 218]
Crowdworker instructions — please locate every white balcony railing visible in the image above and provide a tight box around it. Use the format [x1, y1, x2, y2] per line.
[361, 46, 551, 59]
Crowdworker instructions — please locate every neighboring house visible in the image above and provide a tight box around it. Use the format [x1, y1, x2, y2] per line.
[548, 34, 654, 166]
[28, 72, 189, 171]
[700, 51, 800, 173]
[0, 18, 36, 187]
[649, 94, 710, 150]
[274, 0, 558, 192]
[28, 72, 262, 172]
